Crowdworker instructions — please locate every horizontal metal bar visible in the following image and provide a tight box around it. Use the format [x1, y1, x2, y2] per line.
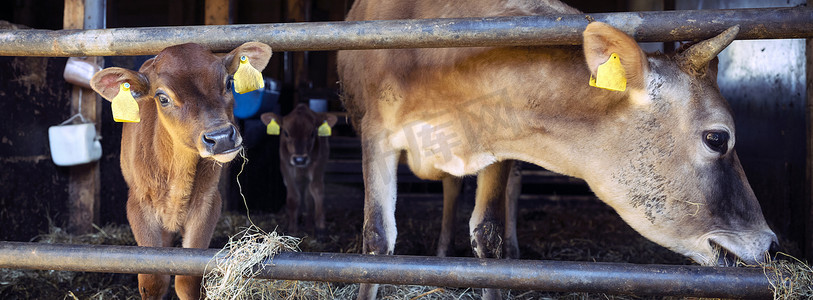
[0, 7, 811, 56]
[0, 241, 774, 298]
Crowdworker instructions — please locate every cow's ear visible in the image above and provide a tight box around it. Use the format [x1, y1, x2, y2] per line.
[260, 112, 281, 126]
[90, 67, 149, 102]
[324, 113, 338, 128]
[583, 22, 648, 90]
[707, 56, 719, 79]
[224, 42, 273, 74]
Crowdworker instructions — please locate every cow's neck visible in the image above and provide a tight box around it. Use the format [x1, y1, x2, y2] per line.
[404, 46, 630, 179]
[500, 47, 631, 178]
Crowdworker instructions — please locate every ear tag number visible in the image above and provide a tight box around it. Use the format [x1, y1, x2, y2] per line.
[317, 120, 332, 137]
[112, 82, 140, 123]
[589, 53, 626, 92]
[233, 55, 264, 94]
[266, 119, 280, 135]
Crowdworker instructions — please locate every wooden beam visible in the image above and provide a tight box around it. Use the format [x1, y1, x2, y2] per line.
[63, 0, 84, 29]
[286, 0, 310, 106]
[205, 0, 230, 25]
[64, 0, 102, 234]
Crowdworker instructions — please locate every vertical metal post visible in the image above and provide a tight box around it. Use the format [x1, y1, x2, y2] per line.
[805, 0, 813, 263]
[83, 0, 106, 31]
[806, 33, 813, 262]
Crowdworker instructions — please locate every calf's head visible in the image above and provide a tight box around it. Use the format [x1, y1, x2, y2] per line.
[574, 22, 776, 265]
[91, 42, 272, 163]
[262, 104, 337, 167]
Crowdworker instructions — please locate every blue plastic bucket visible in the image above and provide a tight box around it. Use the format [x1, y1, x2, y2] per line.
[233, 79, 280, 119]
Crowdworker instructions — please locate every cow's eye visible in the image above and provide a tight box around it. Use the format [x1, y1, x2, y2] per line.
[283, 130, 289, 137]
[703, 130, 729, 154]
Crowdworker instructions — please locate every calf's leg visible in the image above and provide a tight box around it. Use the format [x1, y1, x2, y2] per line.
[176, 191, 222, 300]
[127, 198, 173, 300]
[310, 170, 327, 236]
[282, 169, 302, 234]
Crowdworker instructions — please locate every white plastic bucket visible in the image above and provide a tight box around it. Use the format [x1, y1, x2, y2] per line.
[48, 123, 102, 166]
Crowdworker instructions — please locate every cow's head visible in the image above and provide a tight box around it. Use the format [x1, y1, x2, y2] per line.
[577, 22, 776, 266]
[91, 42, 272, 163]
[261, 104, 337, 168]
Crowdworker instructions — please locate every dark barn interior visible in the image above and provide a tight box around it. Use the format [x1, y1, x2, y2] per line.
[0, 0, 811, 299]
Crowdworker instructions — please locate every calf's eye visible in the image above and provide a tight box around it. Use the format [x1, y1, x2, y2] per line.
[703, 130, 729, 154]
[156, 93, 172, 107]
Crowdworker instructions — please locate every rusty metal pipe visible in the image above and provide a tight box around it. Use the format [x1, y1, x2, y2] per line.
[0, 7, 810, 56]
[0, 242, 774, 298]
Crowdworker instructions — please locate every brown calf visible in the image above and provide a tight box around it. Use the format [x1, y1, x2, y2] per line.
[90, 42, 272, 300]
[339, 1, 777, 299]
[262, 104, 337, 235]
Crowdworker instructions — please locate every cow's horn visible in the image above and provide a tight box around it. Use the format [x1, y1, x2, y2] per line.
[679, 25, 740, 72]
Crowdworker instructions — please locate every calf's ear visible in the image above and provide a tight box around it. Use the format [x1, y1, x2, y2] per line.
[90, 67, 149, 102]
[582, 22, 648, 90]
[224, 42, 273, 74]
[324, 113, 338, 128]
[260, 112, 281, 126]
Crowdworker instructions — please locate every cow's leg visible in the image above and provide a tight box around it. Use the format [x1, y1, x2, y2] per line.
[176, 190, 222, 300]
[357, 131, 399, 300]
[470, 161, 512, 300]
[503, 160, 521, 260]
[127, 198, 173, 300]
[437, 175, 462, 257]
[310, 169, 327, 237]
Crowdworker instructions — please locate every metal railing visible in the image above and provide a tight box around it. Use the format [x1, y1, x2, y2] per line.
[0, 7, 810, 56]
[0, 242, 775, 298]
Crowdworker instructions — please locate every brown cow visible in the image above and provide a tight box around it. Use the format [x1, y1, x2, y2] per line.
[261, 104, 337, 235]
[338, 1, 777, 299]
[90, 42, 272, 300]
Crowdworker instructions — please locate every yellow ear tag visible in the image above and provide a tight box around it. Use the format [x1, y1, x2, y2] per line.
[588, 53, 626, 92]
[111, 82, 140, 123]
[317, 120, 331, 137]
[233, 55, 264, 94]
[266, 119, 280, 135]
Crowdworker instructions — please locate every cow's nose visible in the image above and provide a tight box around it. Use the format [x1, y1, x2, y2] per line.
[202, 125, 239, 154]
[769, 240, 780, 256]
[291, 155, 309, 167]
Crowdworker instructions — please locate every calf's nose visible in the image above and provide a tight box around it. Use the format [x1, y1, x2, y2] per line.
[202, 125, 239, 154]
[291, 155, 309, 167]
